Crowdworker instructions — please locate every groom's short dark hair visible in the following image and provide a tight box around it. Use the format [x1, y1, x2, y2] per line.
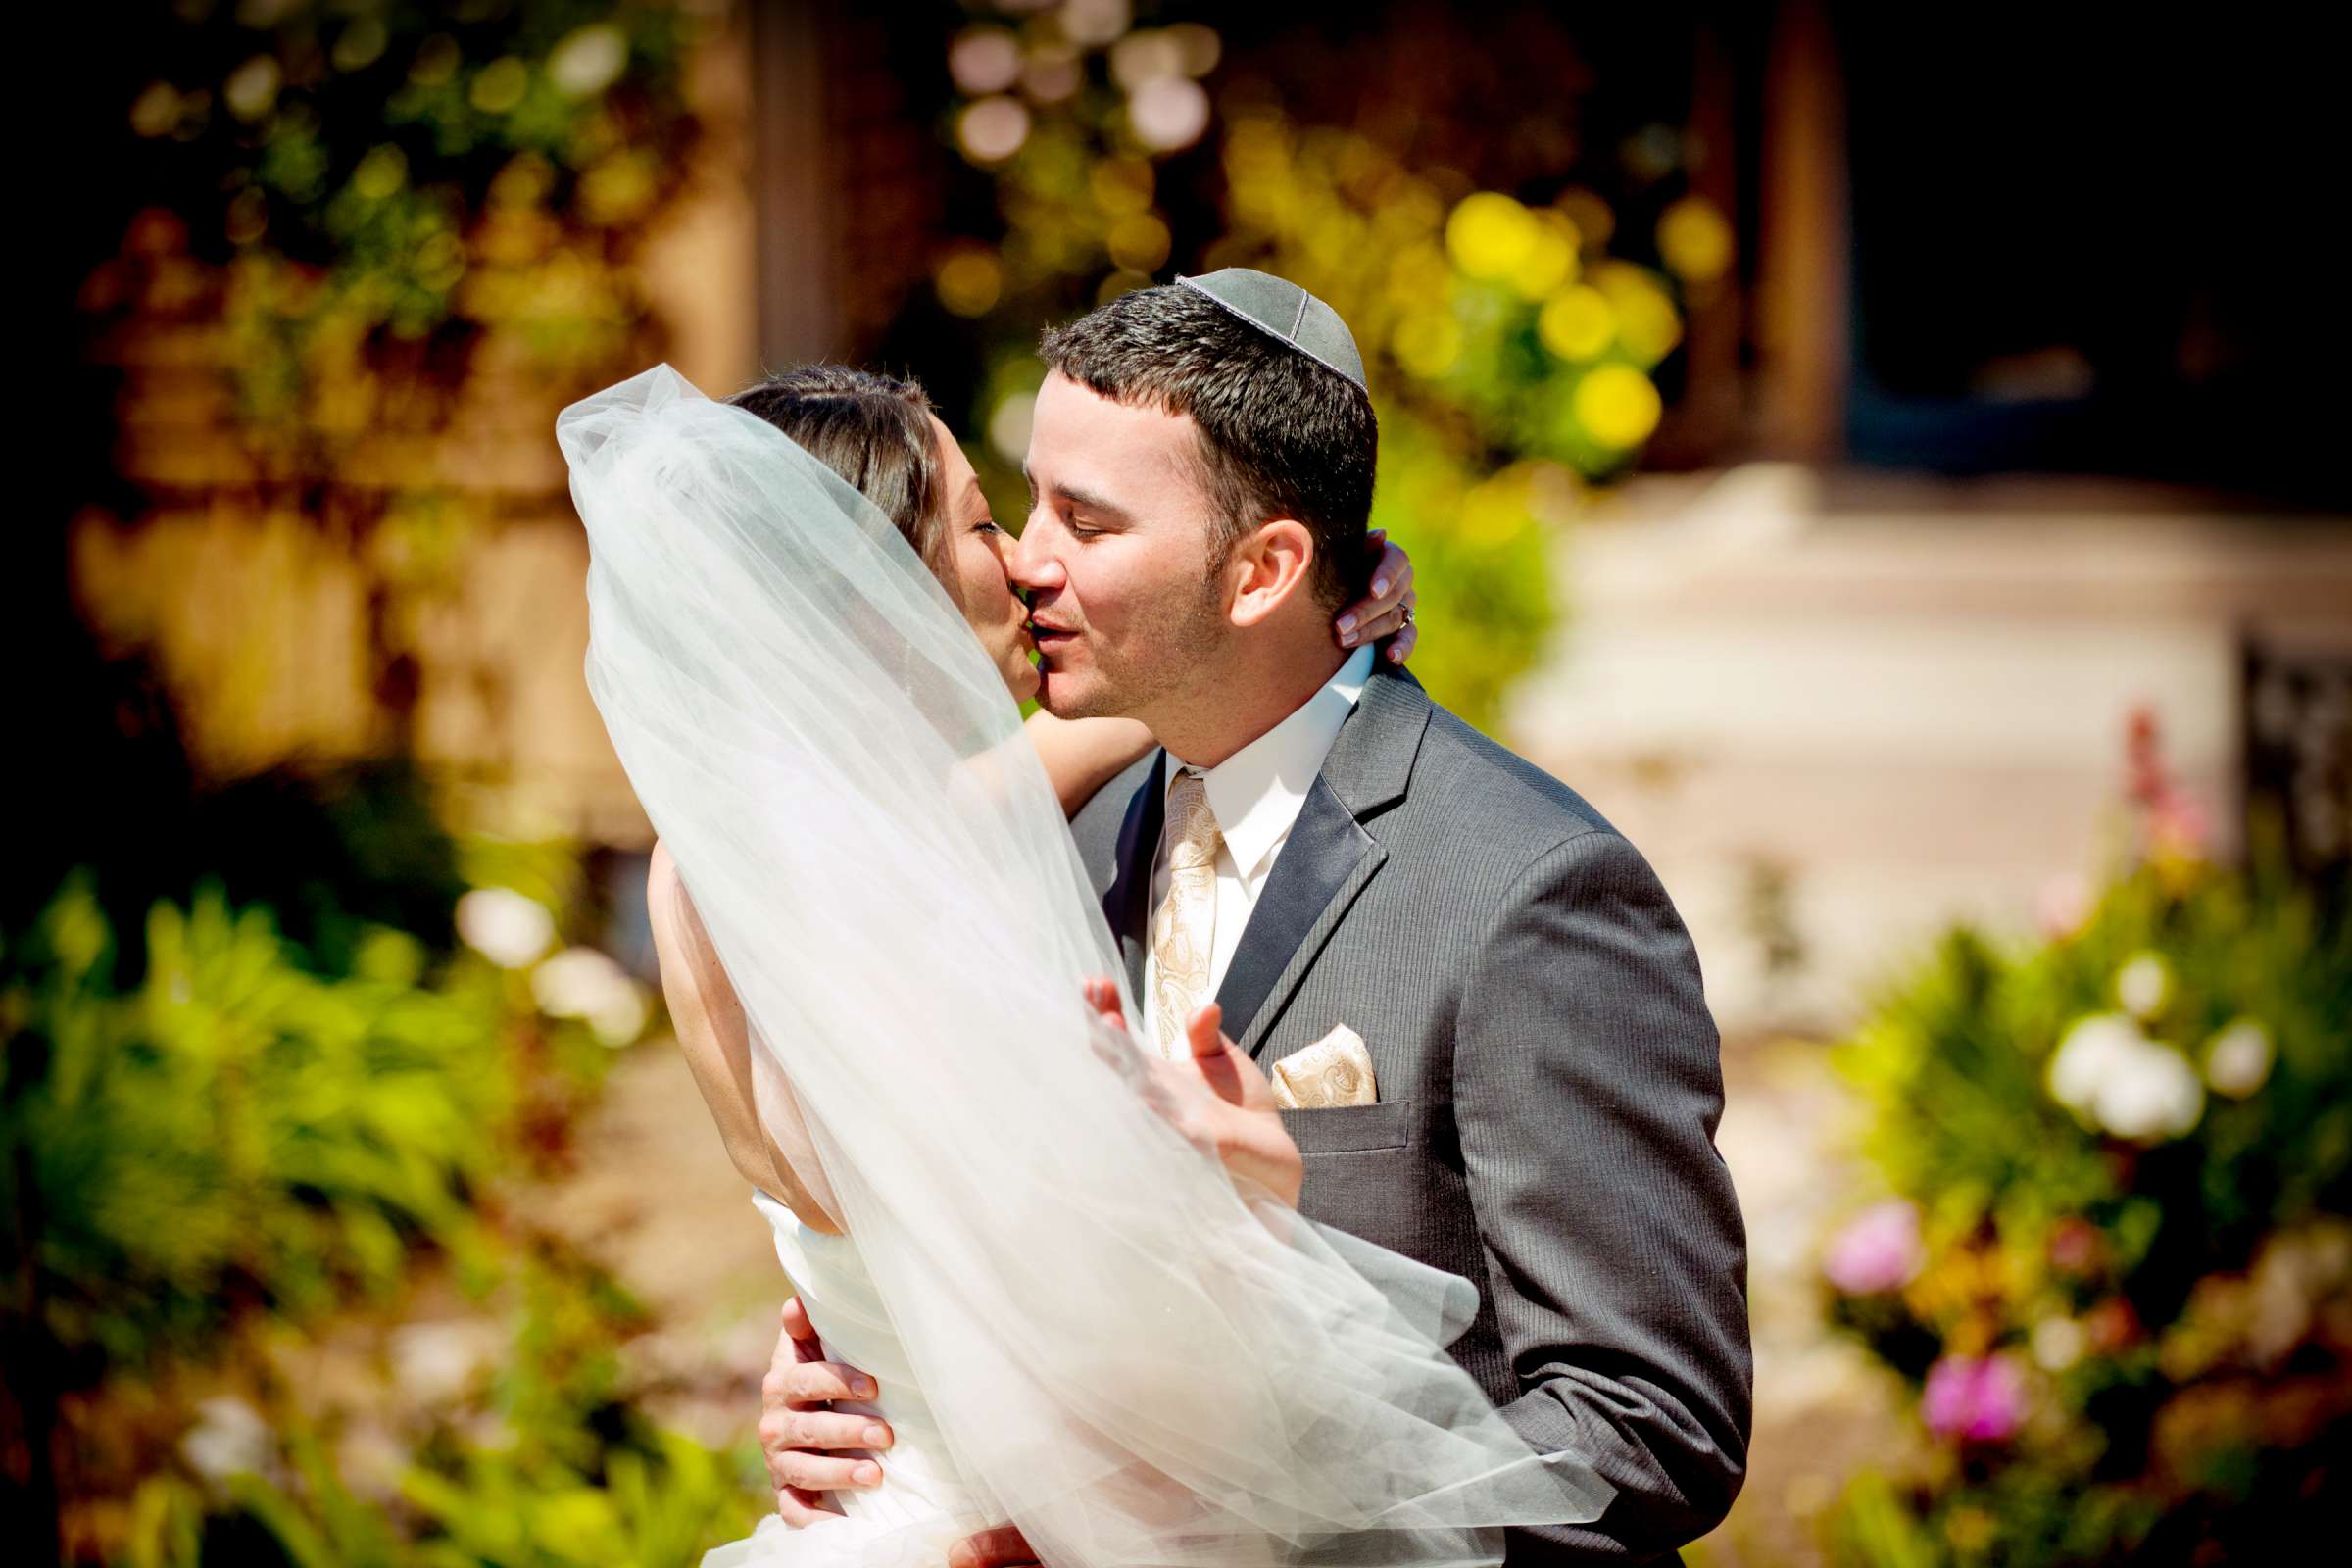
[1039, 284, 1376, 610]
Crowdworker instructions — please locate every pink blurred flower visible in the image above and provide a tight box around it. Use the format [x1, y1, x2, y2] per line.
[2121, 706, 2210, 861]
[1922, 1352, 2030, 1444]
[2034, 872, 2093, 940]
[1825, 1200, 1926, 1295]
[2145, 792, 2210, 860]
[2048, 1218, 2103, 1277]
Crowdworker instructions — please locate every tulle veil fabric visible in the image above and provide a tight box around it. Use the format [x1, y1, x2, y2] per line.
[560, 365, 1610, 1565]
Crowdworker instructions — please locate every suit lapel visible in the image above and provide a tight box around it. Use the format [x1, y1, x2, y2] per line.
[1216, 778, 1381, 1054]
[1100, 751, 1166, 1005]
[1218, 668, 1432, 1055]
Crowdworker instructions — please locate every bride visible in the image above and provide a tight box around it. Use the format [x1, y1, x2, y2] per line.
[561, 363, 1608, 1566]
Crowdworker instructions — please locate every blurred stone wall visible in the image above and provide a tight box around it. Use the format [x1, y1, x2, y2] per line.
[71, 22, 757, 848]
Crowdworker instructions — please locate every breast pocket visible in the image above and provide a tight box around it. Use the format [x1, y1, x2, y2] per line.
[1281, 1100, 1413, 1154]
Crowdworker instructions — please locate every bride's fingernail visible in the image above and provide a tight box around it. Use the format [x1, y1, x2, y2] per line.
[1340, 631, 1357, 647]
[853, 1378, 875, 1398]
[1372, 578, 1389, 596]
[854, 1462, 883, 1487]
[1337, 613, 1357, 634]
[864, 1424, 890, 1447]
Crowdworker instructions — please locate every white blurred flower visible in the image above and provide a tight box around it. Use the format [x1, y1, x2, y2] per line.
[224, 55, 281, 122]
[2048, 1013, 2139, 1112]
[957, 95, 1030, 163]
[949, 27, 1021, 95]
[549, 24, 627, 97]
[2203, 1018, 2275, 1098]
[532, 945, 627, 1017]
[2097, 1041, 2205, 1141]
[456, 888, 555, 969]
[1063, 0, 1132, 47]
[1127, 75, 1209, 151]
[181, 1396, 272, 1482]
[1165, 22, 1222, 76]
[1109, 29, 1184, 88]
[2049, 1012, 2205, 1142]
[589, 984, 651, 1048]
[391, 1321, 500, 1404]
[531, 946, 649, 1046]
[2116, 951, 2171, 1019]
[2031, 1314, 2086, 1372]
[989, 392, 1036, 463]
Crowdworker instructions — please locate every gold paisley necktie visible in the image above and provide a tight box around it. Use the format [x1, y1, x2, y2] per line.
[1151, 769, 1222, 1060]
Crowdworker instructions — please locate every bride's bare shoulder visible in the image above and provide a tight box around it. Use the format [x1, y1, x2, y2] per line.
[644, 840, 844, 1234]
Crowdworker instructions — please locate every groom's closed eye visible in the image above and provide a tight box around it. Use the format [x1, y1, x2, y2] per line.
[1041, 481, 1136, 532]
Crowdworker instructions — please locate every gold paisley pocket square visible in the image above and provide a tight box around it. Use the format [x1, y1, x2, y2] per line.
[1269, 1024, 1378, 1109]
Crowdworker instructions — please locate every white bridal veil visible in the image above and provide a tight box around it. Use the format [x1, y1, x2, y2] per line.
[561, 366, 1608, 1565]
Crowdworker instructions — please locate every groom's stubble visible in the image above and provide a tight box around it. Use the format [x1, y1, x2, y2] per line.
[1037, 554, 1232, 728]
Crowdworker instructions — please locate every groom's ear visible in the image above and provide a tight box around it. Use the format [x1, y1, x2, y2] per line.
[1223, 518, 1318, 629]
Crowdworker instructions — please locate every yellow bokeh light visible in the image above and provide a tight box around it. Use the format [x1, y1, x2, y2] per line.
[1106, 211, 1171, 272]
[1657, 195, 1734, 284]
[1539, 285, 1614, 361]
[1459, 473, 1531, 546]
[469, 56, 529, 115]
[1097, 269, 1152, 306]
[1573, 364, 1663, 450]
[1507, 211, 1579, 300]
[1445, 192, 1537, 282]
[1373, 178, 1444, 240]
[935, 248, 1004, 317]
[1592, 262, 1682, 367]
[1090, 157, 1155, 217]
[1392, 312, 1463, 378]
[1384, 241, 1453, 310]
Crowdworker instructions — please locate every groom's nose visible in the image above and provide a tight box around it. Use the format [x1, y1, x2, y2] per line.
[1007, 519, 1065, 597]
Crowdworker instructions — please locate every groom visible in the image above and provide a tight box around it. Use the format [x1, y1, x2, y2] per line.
[764, 272, 1750, 1563]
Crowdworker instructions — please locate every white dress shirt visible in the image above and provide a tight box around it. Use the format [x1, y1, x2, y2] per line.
[1145, 645, 1374, 1057]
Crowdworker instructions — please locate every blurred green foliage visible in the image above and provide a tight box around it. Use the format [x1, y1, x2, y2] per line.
[95, 0, 703, 449]
[3, 878, 504, 1371]
[114, 1250, 759, 1568]
[1821, 721, 2352, 1565]
[0, 755, 714, 1561]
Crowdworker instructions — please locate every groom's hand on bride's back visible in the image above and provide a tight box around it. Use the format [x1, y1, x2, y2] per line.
[760, 1296, 891, 1524]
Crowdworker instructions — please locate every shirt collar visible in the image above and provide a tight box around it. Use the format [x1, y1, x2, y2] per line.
[1167, 644, 1374, 882]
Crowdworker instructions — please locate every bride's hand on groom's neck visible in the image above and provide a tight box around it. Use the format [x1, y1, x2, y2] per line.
[1336, 528, 1417, 664]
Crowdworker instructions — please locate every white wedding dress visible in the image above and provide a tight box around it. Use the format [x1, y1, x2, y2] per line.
[705, 1193, 989, 1567]
[564, 367, 1610, 1567]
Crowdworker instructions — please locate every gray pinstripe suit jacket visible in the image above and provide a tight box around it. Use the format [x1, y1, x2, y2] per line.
[1069, 666, 1751, 1564]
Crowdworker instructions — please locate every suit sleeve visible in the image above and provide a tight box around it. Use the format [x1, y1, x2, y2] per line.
[1453, 829, 1751, 1560]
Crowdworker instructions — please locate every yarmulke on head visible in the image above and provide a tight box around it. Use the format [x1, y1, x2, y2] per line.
[1174, 269, 1368, 392]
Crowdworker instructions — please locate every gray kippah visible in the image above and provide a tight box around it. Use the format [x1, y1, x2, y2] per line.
[1174, 269, 1368, 392]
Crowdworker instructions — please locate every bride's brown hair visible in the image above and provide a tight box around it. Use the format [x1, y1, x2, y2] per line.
[726, 367, 948, 572]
